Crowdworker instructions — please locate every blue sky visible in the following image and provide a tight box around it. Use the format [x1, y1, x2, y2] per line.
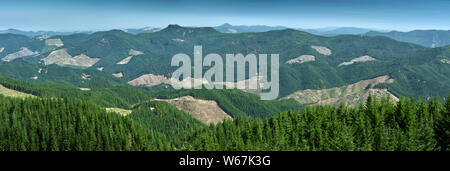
[1, 0, 449, 31]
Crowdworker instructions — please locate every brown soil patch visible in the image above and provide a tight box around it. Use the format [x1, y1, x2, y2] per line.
[155, 96, 232, 124]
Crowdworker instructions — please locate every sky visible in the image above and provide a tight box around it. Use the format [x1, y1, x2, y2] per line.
[1, 0, 449, 31]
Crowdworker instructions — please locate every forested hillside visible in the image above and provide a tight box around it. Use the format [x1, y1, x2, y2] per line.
[0, 96, 170, 151]
[180, 95, 450, 151]
[1, 94, 448, 151]
[1, 25, 449, 152]
[0, 76, 302, 118]
[0, 76, 152, 108]
[145, 86, 303, 118]
[0, 70, 448, 151]
[1, 25, 449, 102]
[129, 100, 206, 138]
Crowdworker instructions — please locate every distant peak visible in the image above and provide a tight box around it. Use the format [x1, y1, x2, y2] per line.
[160, 24, 187, 32]
[167, 24, 183, 29]
[142, 26, 154, 30]
[161, 24, 219, 34]
[104, 29, 128, 34]
[90, 29, 130, 37]
[221, 23, 232, 27]
[7, 28, 21, 31]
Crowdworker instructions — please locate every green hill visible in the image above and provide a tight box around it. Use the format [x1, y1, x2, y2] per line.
[1, 25, 449, 105]
[1, 90, 448, 151]
[0, 95, 169, 151]
[183, 96, 449, 151]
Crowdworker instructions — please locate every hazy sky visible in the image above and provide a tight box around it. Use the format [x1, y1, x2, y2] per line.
[1, 0, 449, 31]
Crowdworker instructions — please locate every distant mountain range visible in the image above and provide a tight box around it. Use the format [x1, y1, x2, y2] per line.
[213, 24, 450, 47]
[1, 24, 448, 106]
[299, 27, 385, 36]
[0, 29, 91, 37]
[122, 27, 162, 34]
[214, 23, 288, 33]
[1, 24, 448, 152]
[366, 30, 450, 47]
[5, 24, 450, 48]
[214, 23, 386, 36]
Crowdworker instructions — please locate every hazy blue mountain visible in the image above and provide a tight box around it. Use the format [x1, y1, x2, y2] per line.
[366, 30, 450, 47]
[214, 23, 288, 33]
[214, 24, 385, 36]
[298, 27, 387, 36]
[123, 27, 162, 34]
[0, 29, 90, 37]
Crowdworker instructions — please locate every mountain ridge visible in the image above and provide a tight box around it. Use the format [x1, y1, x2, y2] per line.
[0, 24, 448, 103]
[366, 30, 450, 47]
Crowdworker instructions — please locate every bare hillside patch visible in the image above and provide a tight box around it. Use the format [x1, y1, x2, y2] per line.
[117, 56, 133, 64]
[286, 55, 315, 64]
[156, 96, 232, 125]
[128, 74, 170, 87]
[338, 55, 376, 67]
[112, 72, 123, 78]
[441, 59, 450, 64]
[42, 49, 99, 67]
[0, 85, 35, 98]
[282, 75, 398, 107]
[172, 38, 185, 42]
[116, 49, 144, 64]
[45, 38, 64, 47]
[129, 49, 144, 56]
[2, 47, 39, 62]
[105, 108, 132, 116]
[311, 45, 332, 56]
